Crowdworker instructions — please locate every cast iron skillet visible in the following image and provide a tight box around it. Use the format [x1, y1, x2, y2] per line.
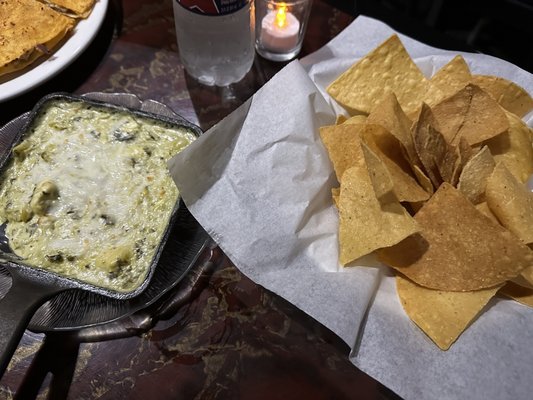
[0, 93, 208, 378]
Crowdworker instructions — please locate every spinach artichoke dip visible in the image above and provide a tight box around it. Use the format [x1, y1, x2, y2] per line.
[0, 99, 196, 293]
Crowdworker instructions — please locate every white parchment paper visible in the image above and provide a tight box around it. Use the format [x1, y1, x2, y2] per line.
[169, 16, 533, 400]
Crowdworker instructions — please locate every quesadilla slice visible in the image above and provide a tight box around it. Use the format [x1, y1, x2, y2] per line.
[0, 0, 75, 76]
[38, 0, 96, 18]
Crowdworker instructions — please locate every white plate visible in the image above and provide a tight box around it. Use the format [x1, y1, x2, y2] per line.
[0, 0, 109, 102]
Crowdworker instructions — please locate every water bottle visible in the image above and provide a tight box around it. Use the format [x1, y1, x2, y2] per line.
[173, 0, 255, 87]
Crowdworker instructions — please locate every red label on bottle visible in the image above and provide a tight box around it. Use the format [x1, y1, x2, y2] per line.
[177, 0, 248, 16]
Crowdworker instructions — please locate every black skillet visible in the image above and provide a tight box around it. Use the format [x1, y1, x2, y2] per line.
[0, 93, 209, 378]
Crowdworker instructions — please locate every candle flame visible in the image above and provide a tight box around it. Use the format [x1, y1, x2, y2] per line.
[275, 5, 288, 28]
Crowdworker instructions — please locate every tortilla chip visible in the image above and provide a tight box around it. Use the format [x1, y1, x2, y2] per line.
[343, 115, 368, 125]
[445, 137, 474, 186]
[483, 110, 533, 183]
[430, 55, 472, 100]
[472, 75, 533, 118]
[515, 267, 533, 289]
[430, 84, 509, 145]
[361, 124, 429, 202]
[412, 164, 434, 195]
[338, 144, 419, 265]
[327, 35, 438, 115]
[0, 0, 74, 76]
[366, 92, 418, 166]
[378, 183, 533, 291]
[39, 0, 95, 18]
[512, 276, 533, 290]
[397, 275, 501, 350]
[319, 123, 364, 181]
[500, 281, 533, 308]
[457, 146, 495, 204]
[455, 137, 475, 175]
[523, 266, 533, 284]
[412, 104, 449, 188]
[475, 202, 499, 223]
[438, 144, 462, 185]
[485, 162, 533, 244]
[331, 187, 340, 208]
[335, 115, 348, 124]
[362, 142, 395, 199]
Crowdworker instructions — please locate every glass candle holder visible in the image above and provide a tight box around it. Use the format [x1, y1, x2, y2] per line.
[254, 0, 313, 62]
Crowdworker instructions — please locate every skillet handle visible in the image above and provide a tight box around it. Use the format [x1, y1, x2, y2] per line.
[0, 272, 62, 379]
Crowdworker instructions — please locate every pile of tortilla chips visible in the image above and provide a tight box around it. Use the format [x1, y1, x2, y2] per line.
[321, 34, 533, 350]
[0, 0, 96, 77]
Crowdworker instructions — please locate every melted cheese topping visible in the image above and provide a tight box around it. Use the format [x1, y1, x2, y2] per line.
[0, 100, 196, 293]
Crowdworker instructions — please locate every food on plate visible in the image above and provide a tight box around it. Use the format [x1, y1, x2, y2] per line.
[429, 55, 471, 99]
[378, 183, 533, 291]
[484, 110, 533, 183]
[322, 34, 533, 349]
[472, 74, 533, 118]
[342, 115, 367, 125]
[485, 162, 533, 244]
[0, 0, 95, 78]
[0, 0, 74, 76]
[519, 266, 533, 286]
[0, 98, 196, 292]
[366, 92, 417, 165]
[501, 281, 533, 308]
[326, 35, 444, 115]
[396, 275, 501, 350]
[40, 0, 95, 18]
[327, 35, 533, 119]
[336, 142, 419, 264]
[430, 83, 509, 146]
[361, 123, 429, 202]
[457, 146, 495, 204]
[320, 123, 363, 181]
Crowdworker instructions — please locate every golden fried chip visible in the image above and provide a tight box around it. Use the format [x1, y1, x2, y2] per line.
[455, 137, 475, 177]
[412, 164, 434, 194]
[362, 142, 394, 199]
[39, 0, 95, 18]
[0, 0, 75, 76]
[361, 124, 429, 202]
[331, 187, 340, 208]
[486, 162, 533, 244]
[523, 267, 533, 285]
[475, 202, 499, 223]
[319, 123, 364, 181]
[323, 34, 533, 350]
[430, 84, 509, 145]
[457, 146, 495, 204]
[327, 35, 439, 115]
[378, 183, 533, 291]
[366, 92, 418, 167]
[397, 275, 500, 350]
[343, 115, 368, 125]
[335, 115, 348, 124]
[438, 144, 461, 185]
[472, 75, 533, 118]
[500, 281, 533, 308]
[430, 55, 472, 100]
[512, 276, 533, 290]
[443, 137, 474, 186]
[483, 110, 533, 183]
[412, 104, 449, 188]
[457, 136, 475, 162]
[514, 267, 533, 289]
[338, 144, 419, 265]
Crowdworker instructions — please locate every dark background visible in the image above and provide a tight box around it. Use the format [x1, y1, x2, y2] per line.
[326, 0, 532, 73]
